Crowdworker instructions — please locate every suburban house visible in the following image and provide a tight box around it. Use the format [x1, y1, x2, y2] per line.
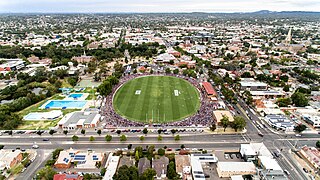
[152, 156, 169, 179]
[0, 149, 23, 170]
[138, 157, 151, 175]
[53, 173, 83, 180]
[54, 148, 105, 169]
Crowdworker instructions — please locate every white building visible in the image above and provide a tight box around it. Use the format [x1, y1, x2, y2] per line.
[216, 162, 257, 178]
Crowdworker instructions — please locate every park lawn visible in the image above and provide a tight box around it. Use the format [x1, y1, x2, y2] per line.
[113, 76, 200, 123]
[83, 87, 98, 100]
[17, 119, 60, 130]
[61, 79, 73, 88]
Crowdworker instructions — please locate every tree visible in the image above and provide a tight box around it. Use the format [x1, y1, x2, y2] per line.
[157, 148, 165, 156]
[128, 144, 132, 150]
[49, 129, 55, 136]
[157, 135, 163, 141]
[167, 161, 177, 179]
[8, 130, 12, 136]
[140, 136, 145, 141]
[294, 124, 307, 133]
[170, 129, 177, 135]
[232, 116, 246, 132]
[210, 124, 217, 131]
[142, 128, 148, 135]
[147, 145, 155, 160]
[116, 130, 121, 135]
[157, 129, 162, 134]
[291, 92, 308, 107]
[173, 69, 179, 74]
[52, 148, 64, 160]
[316, 141, 320, 148]
[63, 130, 68, 136]
[0, 145, 4, 150]
[120, 135, 127, 142]
[165, 68, 171, 74]
[72, 135, 79, 142]
[105, 134, 112, 142]
[277, 98, 292, 107]
[220, 115, 230, 132]
[141, 168, 156, 180]
[36, 166, 57, 180]
[36, 130, 43, 136]
[89, 136, 95, 141]
[81, 129, 86, 136]
[97, 129, 102, 136]
[100, 168, 107, 176]
[174, 135, 180, 141]
[283, 85, 290, 92]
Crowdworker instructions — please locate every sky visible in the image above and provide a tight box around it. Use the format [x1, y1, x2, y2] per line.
[0, 0, 320, 13]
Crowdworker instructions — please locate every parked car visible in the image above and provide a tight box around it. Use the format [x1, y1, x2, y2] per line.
[284, 170, 290, 175]
[43, 138, 49, 141]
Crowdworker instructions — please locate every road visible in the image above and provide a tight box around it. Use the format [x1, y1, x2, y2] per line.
[235, 97, 311, 180]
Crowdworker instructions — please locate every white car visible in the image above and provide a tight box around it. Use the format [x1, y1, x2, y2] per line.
[32, 144, 39, 149]
[295, 134, 302, 137]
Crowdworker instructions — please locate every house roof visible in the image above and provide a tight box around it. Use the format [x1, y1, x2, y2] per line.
[217, 162, 256, 172]
[152, 156, 169, 177]
[202, 82, 216, 95]
[138, 158, 150, 174]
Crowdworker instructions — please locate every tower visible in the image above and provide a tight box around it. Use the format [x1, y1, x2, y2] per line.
[284, 28, 292, 46]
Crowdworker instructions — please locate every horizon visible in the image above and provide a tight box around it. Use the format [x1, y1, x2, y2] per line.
[1, 0, 320, 13]
[0, 10, 320, 14]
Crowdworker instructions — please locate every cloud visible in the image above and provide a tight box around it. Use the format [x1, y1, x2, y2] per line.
[0, 0, 319, 13]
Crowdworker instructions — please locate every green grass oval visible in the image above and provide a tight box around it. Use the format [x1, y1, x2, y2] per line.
[113, 76, 200, 123]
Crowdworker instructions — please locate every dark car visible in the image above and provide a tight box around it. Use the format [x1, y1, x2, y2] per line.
[42, 138, 49, 141]
[258, 132, 264, 137]
[303, 168, 308, 173]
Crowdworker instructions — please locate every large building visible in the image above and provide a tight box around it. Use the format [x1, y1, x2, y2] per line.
[240, 79, 268, 91]
[265, 114, 295, 131]
[201, 82, 217, 99]
[216, 162, 257, 178]
[58, 110, 101, 130]
[299, 146, 320, 169]
[259, 156, 286, 180]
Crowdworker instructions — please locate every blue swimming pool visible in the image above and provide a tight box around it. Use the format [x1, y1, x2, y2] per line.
[68, 93, 83, 99]
[24, 113, 44, 120]
[43, 100, 87, 109]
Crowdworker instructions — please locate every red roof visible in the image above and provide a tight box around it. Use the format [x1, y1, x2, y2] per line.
[202, 82, 216, 95]
[53, 174, 83, 180]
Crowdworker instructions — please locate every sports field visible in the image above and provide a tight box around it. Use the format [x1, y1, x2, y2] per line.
[113, 76, 200, 123]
